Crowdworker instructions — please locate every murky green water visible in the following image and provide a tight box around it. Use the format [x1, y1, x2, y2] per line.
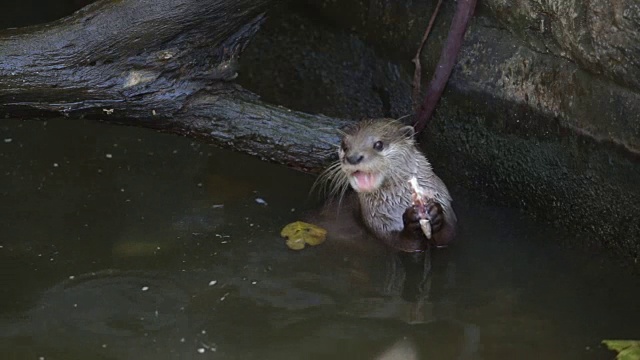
[1, 119, 638, 360]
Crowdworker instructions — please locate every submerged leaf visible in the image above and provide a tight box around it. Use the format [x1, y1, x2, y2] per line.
[280, 221, 327, 250]
[602, 340, 640, 360]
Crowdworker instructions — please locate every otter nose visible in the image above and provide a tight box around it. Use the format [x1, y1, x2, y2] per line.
[345, 154, 364, 165]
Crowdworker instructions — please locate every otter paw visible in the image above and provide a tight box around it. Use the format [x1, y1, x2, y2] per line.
[402, 205, 427, 235]
[402, 202, 444, 236]
[425, 202, 444, 233]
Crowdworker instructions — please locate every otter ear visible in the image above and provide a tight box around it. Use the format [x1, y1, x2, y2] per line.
[399, 125, 415, 139]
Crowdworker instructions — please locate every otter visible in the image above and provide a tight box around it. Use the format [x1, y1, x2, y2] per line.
[318, 118, 457, 252]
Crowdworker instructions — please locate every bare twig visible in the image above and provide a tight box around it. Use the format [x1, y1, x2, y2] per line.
[411, 0, 444, 111]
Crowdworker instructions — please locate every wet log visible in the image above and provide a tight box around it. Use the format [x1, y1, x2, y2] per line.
[0, 0, 348, 173]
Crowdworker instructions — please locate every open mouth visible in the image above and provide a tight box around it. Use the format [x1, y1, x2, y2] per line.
[348, 170, 382, 193]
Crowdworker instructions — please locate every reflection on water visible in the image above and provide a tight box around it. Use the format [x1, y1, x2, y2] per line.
[1, 119, 638, 360]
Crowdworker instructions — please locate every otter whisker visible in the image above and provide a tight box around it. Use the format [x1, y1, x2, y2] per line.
[311, 160, 344, 196]
[395, 113, 414, 123]
[335, 178, 350, 210]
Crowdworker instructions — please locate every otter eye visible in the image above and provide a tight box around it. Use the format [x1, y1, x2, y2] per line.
[373, 140, 384, 151]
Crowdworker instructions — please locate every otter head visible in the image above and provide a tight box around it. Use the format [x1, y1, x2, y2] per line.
[339, 119, 416, 193]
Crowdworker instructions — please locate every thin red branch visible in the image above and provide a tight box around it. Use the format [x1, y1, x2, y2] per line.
[413, 0, 477, 134]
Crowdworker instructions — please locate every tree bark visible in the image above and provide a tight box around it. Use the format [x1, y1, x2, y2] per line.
[0, 0, 347, 173]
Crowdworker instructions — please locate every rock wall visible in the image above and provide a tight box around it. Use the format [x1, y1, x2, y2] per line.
[485, 0, 640, 91]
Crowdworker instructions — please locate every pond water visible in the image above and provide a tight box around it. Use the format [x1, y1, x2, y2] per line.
[1, 119, 638, 360]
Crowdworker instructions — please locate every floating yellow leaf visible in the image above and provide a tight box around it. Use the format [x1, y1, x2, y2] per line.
[603, 340, 640, 360]
[280, 221, 327, 250]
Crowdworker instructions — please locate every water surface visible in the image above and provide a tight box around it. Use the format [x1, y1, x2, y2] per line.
[1, 119, 638, 360]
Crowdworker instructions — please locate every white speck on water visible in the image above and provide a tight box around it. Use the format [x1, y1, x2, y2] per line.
[291, 208, 296, 212]
[141, 286, 149, 291]
[39, 357, 45, 360]
[208, 280, 217, 286]
[120, 188, 125, 192]
[53, 163, 58, 167]
[73, 303, 78, 308]
[102, 344, 107, 348]
[251, 281, 257, 285]
[220, 292, 229, 301]
[197, 182, 203, 187]
[197, 348, 205, 354]
[180, 338, 186, 343]
[4, 138, 12, 143]
[155, 310, 159, 317]
[255, 197, 268, 205]
[105, 153, 113, 159]
[201, 330, 207, 335]
[69, 275, 75, 279]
